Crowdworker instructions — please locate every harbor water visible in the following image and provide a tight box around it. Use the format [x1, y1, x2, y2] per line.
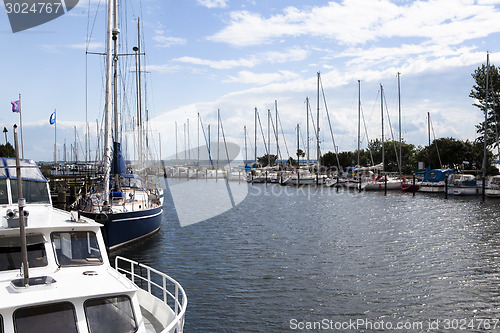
[114, 181, 500, 332]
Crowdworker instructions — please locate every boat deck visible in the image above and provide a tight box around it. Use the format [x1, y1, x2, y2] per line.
[141, 307, 164, 333]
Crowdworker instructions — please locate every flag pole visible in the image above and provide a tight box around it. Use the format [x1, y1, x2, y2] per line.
[19, 94, 24, 159]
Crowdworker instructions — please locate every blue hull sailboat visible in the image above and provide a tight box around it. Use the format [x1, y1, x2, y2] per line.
[78, 3, 163, 250]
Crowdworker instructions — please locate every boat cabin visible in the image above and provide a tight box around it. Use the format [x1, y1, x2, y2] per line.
[0, 158, 186, 333]
[422, 168, 455, 183]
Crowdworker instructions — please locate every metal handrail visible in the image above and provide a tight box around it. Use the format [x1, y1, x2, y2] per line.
[115, 256, 187, 333]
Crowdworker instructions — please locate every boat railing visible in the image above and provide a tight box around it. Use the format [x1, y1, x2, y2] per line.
[115, 256, 187, 333]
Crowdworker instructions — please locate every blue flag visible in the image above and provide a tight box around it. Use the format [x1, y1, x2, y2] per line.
[49, 111, 56, 125]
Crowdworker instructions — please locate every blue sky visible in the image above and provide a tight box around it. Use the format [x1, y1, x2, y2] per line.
[1, 0, 500, 163]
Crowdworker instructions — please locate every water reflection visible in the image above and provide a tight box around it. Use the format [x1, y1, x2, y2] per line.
[115, 183, 500, 332]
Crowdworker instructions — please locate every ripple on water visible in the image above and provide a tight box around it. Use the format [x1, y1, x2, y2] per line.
[114, 184, 500, 332]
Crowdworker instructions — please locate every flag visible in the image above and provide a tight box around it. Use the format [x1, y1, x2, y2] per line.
[11, 100, 20, 113]
[49, 111, 56, 125]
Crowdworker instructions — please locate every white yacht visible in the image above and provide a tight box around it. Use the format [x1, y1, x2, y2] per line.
[486, 175, 500, 197]
[0, 156, 186, 333]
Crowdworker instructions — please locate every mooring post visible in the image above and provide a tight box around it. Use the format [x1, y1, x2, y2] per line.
[412, 173, 416, 197]
[482, 176, 486, 202]
[444, 175, 448, 199]
[384, 175, 387, 196]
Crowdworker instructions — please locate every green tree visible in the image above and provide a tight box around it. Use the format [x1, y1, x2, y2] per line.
[257, 154, 277, 167]
[470, 61, 500, 149]
[322, 151, 337, 168]
[415, 137, 491, 172]
[365, 139, 417, 174]
[0, 143, 15, 157]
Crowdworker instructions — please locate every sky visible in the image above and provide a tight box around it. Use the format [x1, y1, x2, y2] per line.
[1, 0, 500, 163]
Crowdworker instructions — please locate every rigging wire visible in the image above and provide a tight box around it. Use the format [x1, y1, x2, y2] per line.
[430, 115, 443, 168]
[244, 126, 255, 163]
[268, 110, 282, 163]
[382, 90, 401, 172]
[319, 75, 341, 171]
[256, 111, 269, 156]
[276, 110, 290, 160]
[361, 104, 374, 166]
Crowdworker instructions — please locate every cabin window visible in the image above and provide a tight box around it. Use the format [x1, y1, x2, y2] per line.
[11, 180, 50, 204]
[0, 180, 8, 205]
[51, 231, 103, 266]
[13, 302, 78, 333]
[85, 295, 137, 333]
[0, 234, 47, 271]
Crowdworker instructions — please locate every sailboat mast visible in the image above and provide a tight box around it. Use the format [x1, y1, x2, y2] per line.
[381, 84, 385, 171]
[112, 0, 120, 190]
[254, 107, 257, 163]
[483, 53, 490, 179]
[217, 109, 220, 170]
[137, 18, 143, 165]
[398, 72, 402, 176]
[113, 4, 119, 143]
[103, 0, 114, 206]
[296, 123, 300, 166]
[275, 100, 279, 164]
[267, 109, 271, 166]
[306, 97, 310, 166]
[316, 72, 320, 173]
[197, 113, 200, 165]
[244, 125, 247, 164]
[357, 80, 360, 166]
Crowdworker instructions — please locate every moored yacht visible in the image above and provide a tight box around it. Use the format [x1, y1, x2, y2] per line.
[77, 0, 164, 251]
[418, 168, 455, 193]
[0, 155, 186, 333]
[485, 175, 500, 197]
[447, 173, 481, 196]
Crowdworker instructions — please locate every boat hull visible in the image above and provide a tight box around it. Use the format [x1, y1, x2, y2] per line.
[282, 177, 318, 186]
[419, 182, 445, 193]
[447, 187, 481, 196]
[364, 180, 402, 191]
[81, 206, 163, 250]
[401, 184, 420, 192]
[485, 188, 500, 197]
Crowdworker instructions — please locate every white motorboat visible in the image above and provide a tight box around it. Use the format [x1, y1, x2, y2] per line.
[0, 154, 186, 332]
[447, 174, 481, 196]
[486, 175, 500, 197]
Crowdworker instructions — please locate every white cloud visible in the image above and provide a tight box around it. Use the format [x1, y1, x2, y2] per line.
[225, 70, 300, 84]
[69, 42, 103, 51]
[208, 0, 500, 47]
[154, 35, 187, 47]
[173, 47, 308, 70]
[146, 64, 183, 74]
[153, 24, 187, 47]
[197, 0, 228, 8]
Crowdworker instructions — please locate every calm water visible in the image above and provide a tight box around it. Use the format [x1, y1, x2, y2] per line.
[114, 182, 500, 332]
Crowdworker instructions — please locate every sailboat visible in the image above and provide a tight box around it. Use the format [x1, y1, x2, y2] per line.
[363, 83, 402, 191]
[78, 1, 163, 250]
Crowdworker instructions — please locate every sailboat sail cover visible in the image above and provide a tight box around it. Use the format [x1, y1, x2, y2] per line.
[112, 142, 127, 175]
